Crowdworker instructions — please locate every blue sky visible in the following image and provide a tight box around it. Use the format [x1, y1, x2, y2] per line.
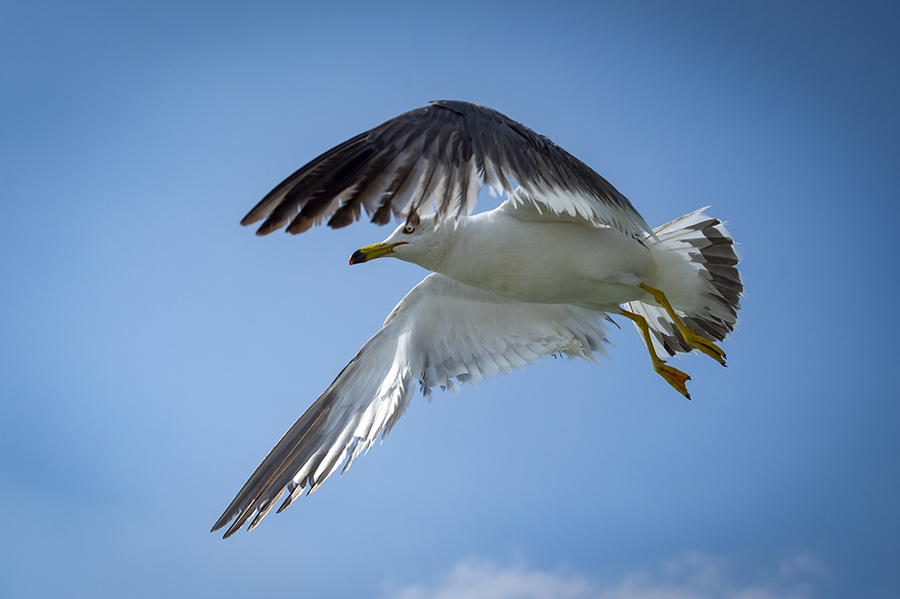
[1, 1, 898, 597]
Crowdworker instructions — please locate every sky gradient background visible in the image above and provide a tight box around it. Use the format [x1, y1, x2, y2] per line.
[1, 1, 898, 598]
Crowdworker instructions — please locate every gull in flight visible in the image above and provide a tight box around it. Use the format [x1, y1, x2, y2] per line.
[213, 101, 742, 538]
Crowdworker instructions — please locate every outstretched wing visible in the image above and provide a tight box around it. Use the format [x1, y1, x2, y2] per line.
[242, 100, 651, 238]
[212, 274, 611, 538]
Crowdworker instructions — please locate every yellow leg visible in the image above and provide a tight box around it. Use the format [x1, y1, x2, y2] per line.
[639, 283, 727, 366]
[620, 309, 692, 399]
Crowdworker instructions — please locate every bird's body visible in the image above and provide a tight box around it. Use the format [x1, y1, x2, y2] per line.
[213, 101, 743, 538]
[422, 203, 655, 308]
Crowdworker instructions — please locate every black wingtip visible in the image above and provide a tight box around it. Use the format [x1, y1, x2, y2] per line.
[210, 516, 229, 535]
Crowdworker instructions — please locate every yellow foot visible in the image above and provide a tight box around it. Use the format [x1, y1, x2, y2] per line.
[655, 360, 692, 400]
[681, 330, 727, 366]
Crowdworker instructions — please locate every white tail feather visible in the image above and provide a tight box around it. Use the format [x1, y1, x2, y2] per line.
[625, 208, 743, 357]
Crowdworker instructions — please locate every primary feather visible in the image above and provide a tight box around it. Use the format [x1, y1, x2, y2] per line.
[241, 101, 651, 238]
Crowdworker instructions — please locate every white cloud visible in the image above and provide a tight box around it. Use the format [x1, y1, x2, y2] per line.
[383, 552, 827, 599]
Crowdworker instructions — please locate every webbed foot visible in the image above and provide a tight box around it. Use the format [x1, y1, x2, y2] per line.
[681, 330, 726, 366]
[655, 360, 692, 399]
[639, 283, 727, 366]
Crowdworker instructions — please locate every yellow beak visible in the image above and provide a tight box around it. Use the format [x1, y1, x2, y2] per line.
[349, 241, 407, 265]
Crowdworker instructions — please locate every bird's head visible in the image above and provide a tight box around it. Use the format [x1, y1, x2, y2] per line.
[349, 214, 445, 270]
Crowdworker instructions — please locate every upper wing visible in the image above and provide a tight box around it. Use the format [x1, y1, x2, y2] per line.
[212, 274, 611, 538]
[242, 100, 651, 238]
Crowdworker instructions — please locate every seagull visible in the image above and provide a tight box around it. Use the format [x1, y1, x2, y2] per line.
[213, 100, 742, 538]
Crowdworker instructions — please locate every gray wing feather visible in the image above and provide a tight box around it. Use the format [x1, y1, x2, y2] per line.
[242, 101, 651, 237]
[212, 274, 610, 537]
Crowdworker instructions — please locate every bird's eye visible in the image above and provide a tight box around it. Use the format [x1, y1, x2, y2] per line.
[402, 225, 416, 235]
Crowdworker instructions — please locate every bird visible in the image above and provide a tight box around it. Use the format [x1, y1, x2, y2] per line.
[212, 100, 742, 538]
